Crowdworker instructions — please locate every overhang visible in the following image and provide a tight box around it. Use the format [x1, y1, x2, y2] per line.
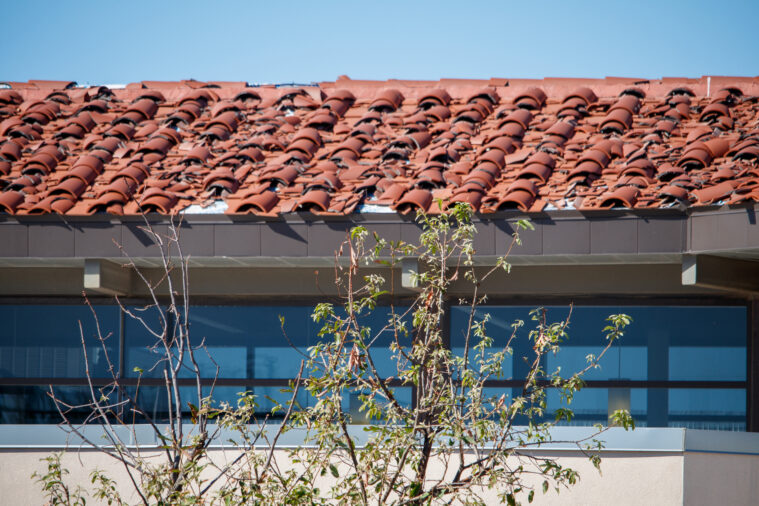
[0, 205, 757, 297]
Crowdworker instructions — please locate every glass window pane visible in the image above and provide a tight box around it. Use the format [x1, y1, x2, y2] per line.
[534, 387, 745, 430]
[122, 385, 307, 423]
[542, 387, 647, 426]
[125, 305, 312, 379]
[450, 307, 531, 380]
[125, 305, 410, 380]
[668, 347, 745, 381]
[326, 305, 412, 378]
[0, 385, 116, 424]
[123, 304, 171, 379]
[452, 305, 747, 382]
[342, 387, 412, 424]
[0, 305, 119, 378]
[667, 388, 745, 431]
[547, 345, 648, 381]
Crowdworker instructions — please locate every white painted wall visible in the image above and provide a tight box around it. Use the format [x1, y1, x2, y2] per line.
[3, 448, 689, 505]
[683, 452, 759, 506]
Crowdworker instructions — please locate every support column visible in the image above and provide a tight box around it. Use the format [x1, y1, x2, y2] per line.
[749, 298, 759, 432]
[648, 329, 669, 427]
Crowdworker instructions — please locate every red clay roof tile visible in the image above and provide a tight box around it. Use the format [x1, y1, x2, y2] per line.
[2, 76, 759, 216]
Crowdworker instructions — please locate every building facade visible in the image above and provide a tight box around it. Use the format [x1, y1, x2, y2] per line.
[1, 77, 759, 503]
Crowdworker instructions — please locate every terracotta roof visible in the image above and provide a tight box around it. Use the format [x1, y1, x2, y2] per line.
[1, 76, 758, 216]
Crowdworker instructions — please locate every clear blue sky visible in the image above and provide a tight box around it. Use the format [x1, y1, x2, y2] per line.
[3, 0, 758, 85]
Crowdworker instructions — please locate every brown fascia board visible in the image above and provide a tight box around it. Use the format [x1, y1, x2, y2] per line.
[0, 205, 756, 264]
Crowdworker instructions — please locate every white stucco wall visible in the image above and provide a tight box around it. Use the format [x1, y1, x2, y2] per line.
[6, 444, 759, 505]
[683, 452, 759, 506]
[523, 451, 684, 506]
[2, 448, 687, 505]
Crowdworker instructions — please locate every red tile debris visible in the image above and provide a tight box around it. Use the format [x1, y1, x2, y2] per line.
[1, 76, 759, 216]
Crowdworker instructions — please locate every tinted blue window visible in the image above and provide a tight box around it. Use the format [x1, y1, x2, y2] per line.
[0, 385, 116, 424]
[125, 305, 409, 380]
[0, 303, 748, 429]
[555, 306, 746, 382]
[124, 385, 412, 424]
[668, 388, 745, 431]
[538, 388, 745, 430]
[125, 385, 310, 422]
[125, 305, 312, 379]
[451, 306, 746, 382]
[0, 305, 119, 378]
[543, 388, 648, 426]
[450, 307, 529, 380]
[326, 305, 412, 378]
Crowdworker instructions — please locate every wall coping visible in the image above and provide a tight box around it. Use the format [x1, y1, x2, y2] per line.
[1, 425, 758, 455]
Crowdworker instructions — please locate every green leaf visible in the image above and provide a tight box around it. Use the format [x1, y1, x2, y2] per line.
[132, 366, 143, 374]
[516, 218, 535, 231]
[329, 464, 339, 478]
[610, 409, 636, 430]
[351, 226, 367, 240]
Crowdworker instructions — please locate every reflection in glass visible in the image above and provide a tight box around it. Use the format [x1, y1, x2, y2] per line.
[125, 385, 310, 422]
[668, 388, 745, 431]
[451, 305, 746, 382]
[0, 305, 119, 378]
[0, 385, 115, 424]
[543, 388, 648, 427]
[125, 305, 410, 380]
[123, 385, 413, 424]
[538, 388, 746, 430]
[0, 303, 749, 430]
[125, 306, 312, 379]
[668, 347, 745, 381]
[344, 388, 412, 424]
[450, 307, 527, 380]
